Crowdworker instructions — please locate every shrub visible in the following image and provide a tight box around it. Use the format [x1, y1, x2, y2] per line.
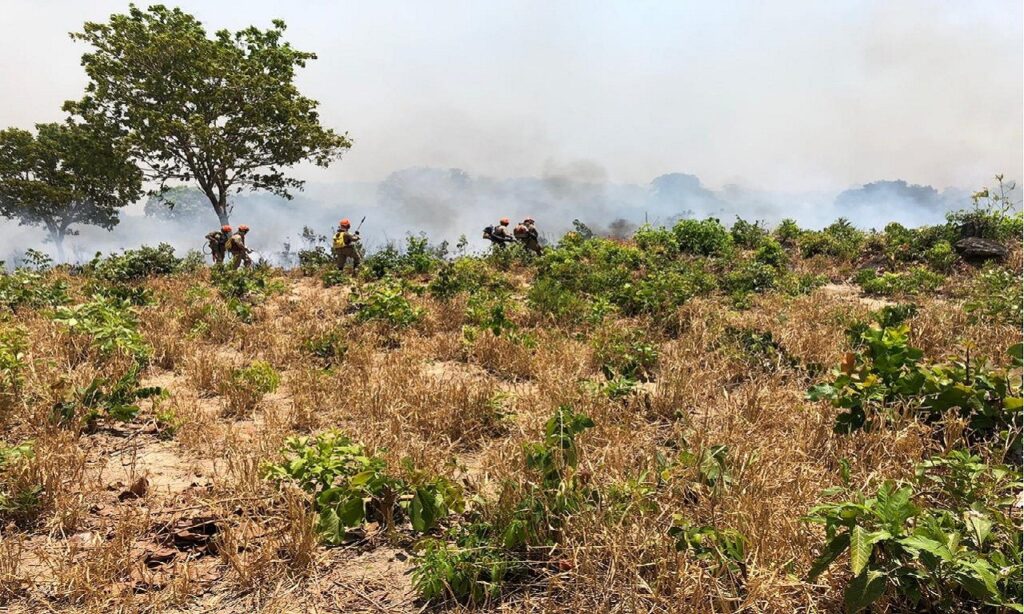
[51, 298, 149, 362]
[945, 175, 1023, 241]
[320, 268, 347, 288]
[264, 431, 462, 543]
[774, 218, 803, 246]
[303, 330, 348, 368]
[0, 270, 69, 312]
[633, 224, 679, 259]
[526, 278, 587, 323]
[412, 525, 521, 605]
[297, 246, 333, 275]
[723, 260, 778, 295]
[808, 324, 1022, 453]
[91, 243, 183, 283]
[352, 278, 423, 329]
[730, 216, 768, 249]
[221, 360, 279, 416]
[52, 364, 163, 428]
[804, 451, 1022, 613]
[964, 266, 1022, 327]
[799, 218, 864, 260]
[754, 237, 787, 269]
[593, 327, 658, 381]
[672, 218, 733, 256]
[855, 267, 944, 296]
[0, 327, 27, 412]
[428, 258, 496, 300]
[924, 240, 956, 272]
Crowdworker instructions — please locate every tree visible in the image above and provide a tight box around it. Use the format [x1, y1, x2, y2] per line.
[0, 122, 142, 261]
[64, 4, 351, 225]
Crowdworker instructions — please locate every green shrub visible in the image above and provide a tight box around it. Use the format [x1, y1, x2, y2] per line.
[303, 329, 348, 368]
[723, 260, 778, 294]
[428, 258, 496, 300]
[91, 243, 184, 283]
[0, 440, 40, 522]
[730, 217, 768, 249]
[855, 266, 944, 296]
[0, 270, 69, 312]
[320, 268, 347, 288]
[264, 430, 462, 543]
[51, 298, 149, 362]
[808, 324, 1022, 453]
[672, 218, 733, 256]
[778, 272, 827, 296]
[669, 517, 747, 580]
[593, 327, 658, 381]
[945, 176, 1023, 241]
[804, 451, 1022, 613]
[964, 266, 1022, 327]
[52, 364, 163, 427]
[352, 278, 423, 328]
[924, 240, 956, 272]
[754, 238, 787, 269]
[298, 246, 333, 275]
[526, 278, 587, 323]
[799, 218, 865, 260]
[412, 524, 522, 605]
[633, 224, 679, 259]
[774, 218, 803, 246]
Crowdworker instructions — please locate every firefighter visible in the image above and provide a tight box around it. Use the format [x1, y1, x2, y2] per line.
[484, 217, 515, 249]
[205, 225, 231, 264]
[332, 218, 361, 272]
[516, 217, 542, 255]
[226, 224, 253, 269]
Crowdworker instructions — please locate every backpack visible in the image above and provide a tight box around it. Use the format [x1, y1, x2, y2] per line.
[482, 225, 494, 239]
[332, 231, 346, 250]
[513, 224, 528, 239]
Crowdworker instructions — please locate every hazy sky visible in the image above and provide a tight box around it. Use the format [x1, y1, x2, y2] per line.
[1, 0, 1020, 192]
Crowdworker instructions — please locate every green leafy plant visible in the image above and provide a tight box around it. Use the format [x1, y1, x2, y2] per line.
[0, 269, 69, 312]
[352, 278, 423, 329]
[804, 452, 1022, 613]
[264, 430, 462, 544]
[221, 360, 280, 416]
[730, 216, 768, 249]
[52, 297, 149, 362]
[303, 329, 348, 368]
[52, 364, 163, 427]
[964, 266, 1022, 328]
[854, 266, 944, 296]
[669, 516, 748, 579]
[672, 218, 733, 256]
[90, 243, 184, 283]
[593, 327, 659, 382]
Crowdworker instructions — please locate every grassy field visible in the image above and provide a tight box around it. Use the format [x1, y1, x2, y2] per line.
[0, 210, 1021, 613]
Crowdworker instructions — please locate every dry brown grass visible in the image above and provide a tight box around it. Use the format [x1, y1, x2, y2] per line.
[0, 255, 1017, 613]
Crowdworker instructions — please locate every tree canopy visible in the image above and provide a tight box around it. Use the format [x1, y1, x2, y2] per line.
[0, 122, 142, 261]
[143, 186, 210, 222]
[64, 4, 351, 225]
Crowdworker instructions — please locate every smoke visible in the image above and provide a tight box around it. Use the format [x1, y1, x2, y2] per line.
[0, 168, 1008, 267]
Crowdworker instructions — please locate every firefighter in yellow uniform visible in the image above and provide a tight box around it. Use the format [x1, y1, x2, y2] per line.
[226, 225, 253, 269]
[332, 218, 361, 271]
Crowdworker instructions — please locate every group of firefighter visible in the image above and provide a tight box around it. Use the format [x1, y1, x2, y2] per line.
[204, 216, 541, 270]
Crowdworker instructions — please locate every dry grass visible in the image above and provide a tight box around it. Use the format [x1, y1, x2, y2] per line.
[0, 254, 1017, 613]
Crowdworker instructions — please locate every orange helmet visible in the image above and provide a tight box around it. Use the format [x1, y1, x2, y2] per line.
[221, 225, 232, 232]
[499, 217, 510, 225]
[238, 224, 249, 232]
[339, 218, 351, 227]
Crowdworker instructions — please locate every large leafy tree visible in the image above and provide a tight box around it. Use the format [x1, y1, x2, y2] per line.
[64, 4, 351, 225]
[143, 186, 209, 222]
[0, 122, 142, 261]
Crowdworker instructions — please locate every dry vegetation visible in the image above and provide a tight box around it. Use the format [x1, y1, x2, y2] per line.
[0, 207, 1021, 613]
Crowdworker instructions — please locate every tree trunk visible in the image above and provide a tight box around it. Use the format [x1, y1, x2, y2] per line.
[214, 202, 230, 226]
[51, 228, 66, 263]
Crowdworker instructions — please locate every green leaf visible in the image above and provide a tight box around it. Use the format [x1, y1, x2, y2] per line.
[849, 526, 873, 576]
[844, 569, 886, 613]
[963, 512, 993, 547]
[336, 496, 365, 527]
[808, 533, 850, 581]
[317, 507, 342, 544]
[899, 534, 954, 563]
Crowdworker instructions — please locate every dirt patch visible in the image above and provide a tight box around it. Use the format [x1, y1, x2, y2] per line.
[820, 283, 895, 309]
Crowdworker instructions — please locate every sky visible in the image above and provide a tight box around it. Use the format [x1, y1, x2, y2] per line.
[1, 0, 1021, 194]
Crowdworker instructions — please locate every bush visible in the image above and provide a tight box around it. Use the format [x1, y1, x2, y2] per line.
[429, 258, 496, 300]
[855, 267, 944, 296]
[945, 176, 1023, 241]
[320, 268, 347, 288]
[633, 224, 679, 260]
[774, 218, 803, 246]
[297, 246, 332, 274]
[593, 327, 658, 381]
[964, 266, 1023, 327]
[91, 243, 184, 283]
[221, 360, 280, 416]
[804, 451, 1022, 613]
[352, 278, 423, 328]
[303, 330, 348, 368]
[51, 297, 149, 362]
[730, 217, 768, 249]
[754, 238, 787, 269]
[672, 218, 733, 256]
[52, 364, 163, 427]
[799, 218, 865, 260]
[807, 324, 1022, 454]
[924, 240, 956, 272]
[723, 260, 778, 295]
[0, 269, 69, 312]
[264, 430, 462, 543]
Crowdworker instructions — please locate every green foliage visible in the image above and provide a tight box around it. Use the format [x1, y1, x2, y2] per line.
[91, 243, 185, 283]
[303, 329, 348, 368]
[774, 218, 803, 246]
[412, 525, 521, 606]
[593, 327, 658, 381]
[730, 217, 768, 249]
[352, 278, 423, 328]
[854, 266, 944, 296]
[778, 272, 827, 296]
[672, 218, 733, 256]
[964, 266, 1022, 328]
[669, 516, 747, 578]
[808, 325, 1022, 453]
[298, 246, 333, 274]
[52, 364, 163, 427]
[210, 266, 282, 323]
[52, 297, 149, 361]
[65, 5, 350, 222]
[361, 236, 447, 280]
[0, 122, 142, 260]
[231, 360, 280, 396]
[633, 224, 679, 258]
[264, 431, 462, 543]
[924, 240, 956, 272]
[804, 452, 1022, 612]
[799, 219, 865, 260]
[320, 268, 347, 288]
[754, 237, 788, 269]
[946, 175, 1023, 242]
[0, 327, 28, 404]
[0, 269, 69, 311]
[725, 326, 799, 373]
[0, 440, 39, 521]
[428, 258, 497, 300]
[723, 260, 778, 295]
